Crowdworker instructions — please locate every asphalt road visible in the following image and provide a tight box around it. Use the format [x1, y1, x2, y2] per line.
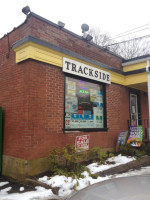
[68, 175, 150, 200]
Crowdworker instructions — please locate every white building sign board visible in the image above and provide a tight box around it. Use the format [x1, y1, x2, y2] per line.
[63, 57, 111, 84]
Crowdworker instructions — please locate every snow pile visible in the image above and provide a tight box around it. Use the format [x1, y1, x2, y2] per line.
[0, 186, 54, 200]
[19, 187, 24, 192]
[0, 182, 9, 187]
[39, 154, 136, 196]
[0, 154, 145, 200]
[87, 154, 136, 174]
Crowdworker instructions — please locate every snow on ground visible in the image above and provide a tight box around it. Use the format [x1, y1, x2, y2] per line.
[87, 154, 136, 174]
[38, 154, 136, 197]
[0, 154, 149, 200]
[0, 186, 54, 200]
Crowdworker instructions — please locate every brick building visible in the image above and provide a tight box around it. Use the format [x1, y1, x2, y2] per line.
[0, 11, 149, 179]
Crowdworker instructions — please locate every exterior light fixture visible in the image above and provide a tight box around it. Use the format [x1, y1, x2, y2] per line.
[22, 6, 31, 15]
[81, 23, 93, 42]
[85, 34, 93, 41]
[57, 21, 65, 28]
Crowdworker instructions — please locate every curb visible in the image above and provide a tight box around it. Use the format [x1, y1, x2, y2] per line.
[96, 155, 150, 177]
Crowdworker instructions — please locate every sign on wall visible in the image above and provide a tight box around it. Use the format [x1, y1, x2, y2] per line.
[75, 135, 90, 151]
[63, 57, 111, 84]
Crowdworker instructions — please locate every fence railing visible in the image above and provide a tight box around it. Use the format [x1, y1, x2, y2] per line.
[128, 119, 149, 128]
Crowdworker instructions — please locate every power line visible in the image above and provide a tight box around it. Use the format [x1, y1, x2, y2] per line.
[103, 34, 150, 47]
[109, 26, 150, 41]
[111, 22, 150, 39]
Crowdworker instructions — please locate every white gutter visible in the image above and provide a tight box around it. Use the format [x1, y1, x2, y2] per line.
[146, 60, 150, 139]
[123, 56, 150, 66]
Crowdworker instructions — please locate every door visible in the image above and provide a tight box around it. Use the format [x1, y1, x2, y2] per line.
[130, 94, 138, 126]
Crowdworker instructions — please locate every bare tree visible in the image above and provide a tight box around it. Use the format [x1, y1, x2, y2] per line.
[109, 37, 150, 59]
[89, 27, 150, 59]
[88, 27, 111, 46]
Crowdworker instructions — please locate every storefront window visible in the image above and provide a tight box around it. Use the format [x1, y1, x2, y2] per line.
[65, 76, 106, 130]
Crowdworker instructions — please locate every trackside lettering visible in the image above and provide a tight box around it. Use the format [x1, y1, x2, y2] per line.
[63, 57, 111, 84]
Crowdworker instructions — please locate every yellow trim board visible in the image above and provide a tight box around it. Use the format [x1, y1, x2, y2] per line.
[14, 42, 62, 67]
[123, 61, 147, 72]
[13, 41, 147, 91]
[125, 72, 147, 85]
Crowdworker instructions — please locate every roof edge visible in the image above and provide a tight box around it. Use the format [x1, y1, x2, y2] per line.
[123, 54, 150, 66]
[12, 35, 124, 75]
[27, 12, 123, 60]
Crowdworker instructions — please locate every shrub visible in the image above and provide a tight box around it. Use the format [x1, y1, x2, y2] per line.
[48, 145, 88, 178]
[90, 146, 108, 164]
[118, 141, 146, 158]
[48, 145, 115, 178]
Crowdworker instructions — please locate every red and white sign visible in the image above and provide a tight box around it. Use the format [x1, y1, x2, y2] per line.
[75, 135, 90, 151]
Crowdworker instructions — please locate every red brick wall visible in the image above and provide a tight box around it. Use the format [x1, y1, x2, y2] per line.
[0, 14, 129, 160]
[0, 14, 123, 71]
[0, 58, 130, 160]
[27, 16, 123, 70]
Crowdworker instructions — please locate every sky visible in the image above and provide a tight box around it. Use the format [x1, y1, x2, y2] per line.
[1, 0, 150, 42]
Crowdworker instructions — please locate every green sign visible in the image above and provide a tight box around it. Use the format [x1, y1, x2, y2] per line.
[79, 90, 89, 94]
[0, 107, 2, 173]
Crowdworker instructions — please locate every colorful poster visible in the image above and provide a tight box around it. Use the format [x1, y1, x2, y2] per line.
[67, 81, 76, 96]
[65, 77, 104, 129]
[116, 130, 128, 151]
[93, 107, 103, 128]
[65, 96, 78, 113]
[67, 90, 76, 96]
[127, 125, 143, 147]
[84, 110, 91, 115]
[75, 135, 90, 151]
[78, 110, 84, 114]
[90, 89, 97, 102]
[65, 113, 71, 128]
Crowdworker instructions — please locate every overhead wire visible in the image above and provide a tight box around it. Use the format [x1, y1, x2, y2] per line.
[108, 26, 150, 41]
[110, 22, 150, 39]
[102, 22, 150, 47]
[103, 34, 150, 47]
[106, 21, 150, 43]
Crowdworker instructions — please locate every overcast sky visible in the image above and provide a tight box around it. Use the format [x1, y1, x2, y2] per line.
[1, 0, 150, 42]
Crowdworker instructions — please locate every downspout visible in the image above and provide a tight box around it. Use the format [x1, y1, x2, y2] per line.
[6, 33, 10, 59]
[146, 60, 150, 139]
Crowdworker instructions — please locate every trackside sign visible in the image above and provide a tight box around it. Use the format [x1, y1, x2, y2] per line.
[63, 57, 111, 84]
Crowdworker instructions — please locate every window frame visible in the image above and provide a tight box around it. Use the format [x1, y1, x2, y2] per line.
[63, 74, 108, 132]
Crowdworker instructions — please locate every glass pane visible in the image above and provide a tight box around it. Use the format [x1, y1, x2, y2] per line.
[65, 77, 104, 129]
[130, 94, 138, 126]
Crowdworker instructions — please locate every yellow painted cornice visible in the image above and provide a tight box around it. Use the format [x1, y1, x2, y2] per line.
[13, 41, 148, 92]
[123, 62, 147, 72]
